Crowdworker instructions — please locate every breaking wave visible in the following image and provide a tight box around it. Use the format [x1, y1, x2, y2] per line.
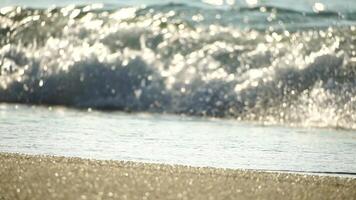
[0, 4, 356, 129]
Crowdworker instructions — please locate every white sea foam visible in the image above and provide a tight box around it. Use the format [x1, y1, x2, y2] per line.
[0, 5, 355, 129]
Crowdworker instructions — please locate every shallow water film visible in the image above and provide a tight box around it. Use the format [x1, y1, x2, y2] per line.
[1, 105, 356, 174]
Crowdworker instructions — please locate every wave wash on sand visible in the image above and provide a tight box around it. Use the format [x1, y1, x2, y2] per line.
[0, 5, 356, 129]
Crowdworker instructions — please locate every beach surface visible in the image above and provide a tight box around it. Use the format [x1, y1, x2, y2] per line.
[0, 153, 355, 200]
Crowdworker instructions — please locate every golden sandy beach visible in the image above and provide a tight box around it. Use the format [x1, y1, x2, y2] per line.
[0, 153, 355, 200]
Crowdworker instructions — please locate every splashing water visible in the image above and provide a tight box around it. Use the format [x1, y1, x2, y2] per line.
[0, 3, 356, 129]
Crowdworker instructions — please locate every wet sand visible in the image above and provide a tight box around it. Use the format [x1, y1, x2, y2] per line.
[0, 153, 355, 200]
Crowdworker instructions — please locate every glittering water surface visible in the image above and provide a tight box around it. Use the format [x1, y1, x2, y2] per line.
[2, 0, 356, 13]
[1, 0, 356, 174]
[1, 104, 356, 174]
[0, 2, 356, 129]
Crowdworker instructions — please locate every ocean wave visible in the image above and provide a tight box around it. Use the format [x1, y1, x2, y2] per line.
[0, 5, 356, 129]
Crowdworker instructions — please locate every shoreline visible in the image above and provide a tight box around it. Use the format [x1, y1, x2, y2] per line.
[1, 153, 355, 200]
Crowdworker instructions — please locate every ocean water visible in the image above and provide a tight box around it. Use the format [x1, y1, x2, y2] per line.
[0, 0, 356, 174]
[1, 104, 356, 175]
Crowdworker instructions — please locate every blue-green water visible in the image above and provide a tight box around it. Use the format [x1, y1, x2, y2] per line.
[0, 0, 356, 174]
[2, 0, 356, 13]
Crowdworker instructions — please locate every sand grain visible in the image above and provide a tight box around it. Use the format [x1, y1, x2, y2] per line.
[0, 153, 355, 200]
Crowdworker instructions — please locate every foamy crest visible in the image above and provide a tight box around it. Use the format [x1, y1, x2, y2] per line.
[0, 5, 356, 129]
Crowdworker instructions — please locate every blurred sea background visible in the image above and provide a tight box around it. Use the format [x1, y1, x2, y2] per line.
[0, 0, 356, 175]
